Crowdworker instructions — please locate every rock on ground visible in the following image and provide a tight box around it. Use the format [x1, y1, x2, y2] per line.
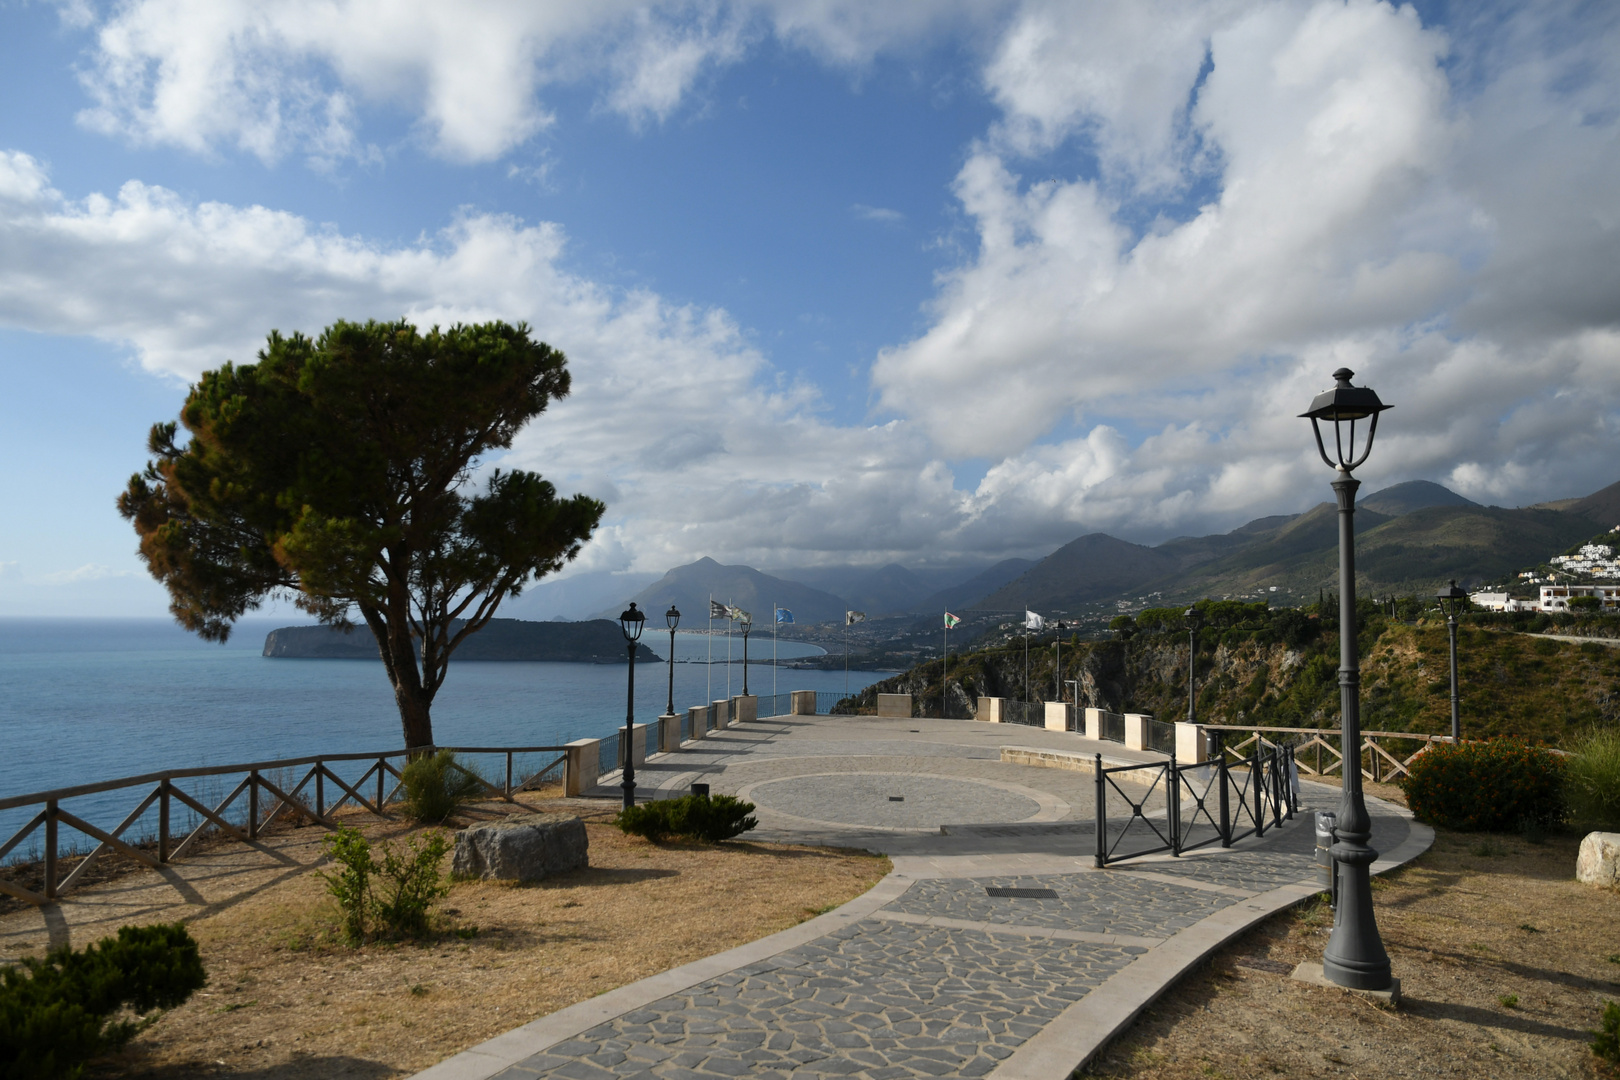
[453, 813, 588, 882]
[1576, 831, 1620, 886]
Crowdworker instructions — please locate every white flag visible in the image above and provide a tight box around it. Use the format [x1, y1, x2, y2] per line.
[1024, 610, 1045, 631]
[846, 610, 866, 625]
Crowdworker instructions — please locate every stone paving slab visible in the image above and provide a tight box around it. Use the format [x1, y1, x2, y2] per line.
[413, 719, 1430, 1080]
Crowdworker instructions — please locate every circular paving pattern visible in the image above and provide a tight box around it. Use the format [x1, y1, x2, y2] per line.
[742, 771, 1049, 830]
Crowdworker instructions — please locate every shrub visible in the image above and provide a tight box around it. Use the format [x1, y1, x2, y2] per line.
[1403, 740, 1567, 832]
[1593, 1000, 1620, 1064]
[318, 826, 372, 943]
[0, 923, 206, 1080]
[613, 794, 757, 843]
[316, 826, 450, 941]
[1566, 727, 1620, 830]
[400, 750, 487, 824]
[370, 832, 451, 939]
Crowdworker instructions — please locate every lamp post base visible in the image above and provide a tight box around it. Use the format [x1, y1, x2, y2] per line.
[1291, 962, 1401, 1004]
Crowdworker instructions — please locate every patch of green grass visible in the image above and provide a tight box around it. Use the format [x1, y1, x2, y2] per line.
[1519, 923, 1543, 934]
[1499, 994, 1519, 1009]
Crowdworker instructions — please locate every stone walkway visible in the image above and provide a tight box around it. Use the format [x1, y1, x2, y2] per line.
[416, 714, 1429, 1080]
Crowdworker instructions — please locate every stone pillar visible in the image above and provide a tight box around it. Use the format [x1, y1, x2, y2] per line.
[980, 696, 1005, 723]
[659, 714, 681, 753]
[733, 695, 758, 724]
[1084, 708, 1105, 740]
[712, 699, 731, 730]
[631, 723, 651, 766]
[1124, 713, 1152, 752]
[1044, 701, 1070, 731]
[1174, 722, 1207, 763]
[790, 690, 816, 715]
[563, 738, 599, 797]
[877, 693, 911, 718]
[687, 705, 707, 741]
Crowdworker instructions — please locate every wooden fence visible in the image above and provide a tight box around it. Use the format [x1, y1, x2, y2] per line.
[0, 745, 567, 908]
[1200, 725, 1454, 783]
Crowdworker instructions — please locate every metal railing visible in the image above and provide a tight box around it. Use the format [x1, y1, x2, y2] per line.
[1094, 743, 1299, 867]
[1099, 711, 1126, 743]
[755, 693, 792, 719]
[1001, 700, 1044, 727]
[0, 744, 567, 908]
[815, 691, 862, 714]
[598, 731, 623, 775]
[1147, 718, 1178, 756]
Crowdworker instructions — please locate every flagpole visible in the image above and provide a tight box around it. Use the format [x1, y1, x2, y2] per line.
[1023, 601, 1029, 704]
[727, 597, 733, 700]
[942, 618, 948, 720]
[773, 601, 778, 708]
[707, 593, 713, 706]
[844, 617, 849, 697]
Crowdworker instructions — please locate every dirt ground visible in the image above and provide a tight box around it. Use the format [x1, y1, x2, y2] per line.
[2, 792, 889, 1079]
[1082, 783, 1620, 1079]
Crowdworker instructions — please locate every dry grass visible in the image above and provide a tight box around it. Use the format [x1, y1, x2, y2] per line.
[1081, 826, 1620, 1079]
[59, 795, 889, 1079]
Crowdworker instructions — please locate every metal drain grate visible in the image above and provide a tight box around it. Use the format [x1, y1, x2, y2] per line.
[985, 887, 1060, 899]
[888, 796, 905, 802]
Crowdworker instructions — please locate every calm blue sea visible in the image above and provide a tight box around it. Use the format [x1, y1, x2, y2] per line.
[0, 618, 890, 850]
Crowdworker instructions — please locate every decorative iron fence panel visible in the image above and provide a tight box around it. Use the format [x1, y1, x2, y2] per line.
[815, 691, 861, 714]
[756, 693, 792, 719]
[1094, 744, 1300, 867]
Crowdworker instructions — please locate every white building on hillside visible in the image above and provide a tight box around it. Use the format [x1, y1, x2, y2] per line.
[1550, 543, 1620, 579]
[1539, 584, 1620, 611]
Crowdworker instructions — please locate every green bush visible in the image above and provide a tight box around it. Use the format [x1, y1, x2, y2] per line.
[0, 923, 206, 1080]
[1566, 728, 1620, 830]
[400, 750, 487, 824]
[1403, 740, 1567, 832]
[613, 794, 757, 843]
[317, 826, 450, 941]
[1593, 1000, 1620, 1064]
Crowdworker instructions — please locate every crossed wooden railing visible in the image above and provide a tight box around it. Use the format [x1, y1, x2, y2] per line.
[1200, 725, 1454, 783]
[0, 745, 567, 907]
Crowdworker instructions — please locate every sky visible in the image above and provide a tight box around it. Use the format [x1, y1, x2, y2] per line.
[0, 0, 1617, 618]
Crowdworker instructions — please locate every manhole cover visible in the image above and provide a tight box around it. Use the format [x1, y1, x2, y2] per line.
[888, 796, 904, 802]
[985, 887, 1060, 899]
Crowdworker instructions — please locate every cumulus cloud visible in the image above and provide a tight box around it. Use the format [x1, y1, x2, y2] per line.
[68, 0, 994, 165]
[871, 0, 1620, 530]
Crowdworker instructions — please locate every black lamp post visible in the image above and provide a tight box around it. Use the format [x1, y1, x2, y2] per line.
[1184, 605, 1203, 724]
[1301, 366, 1394, 992]
[664, 604, 681, 719]
[1437, 581, 1467, 743]
[619, 602, 646, 809]
[740, 612, 752, 696]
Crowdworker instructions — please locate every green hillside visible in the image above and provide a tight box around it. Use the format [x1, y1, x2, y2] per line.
[853, 602, 1620, 748]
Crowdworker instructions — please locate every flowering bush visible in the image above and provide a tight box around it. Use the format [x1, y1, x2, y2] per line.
[1403, 739, 1567, 832]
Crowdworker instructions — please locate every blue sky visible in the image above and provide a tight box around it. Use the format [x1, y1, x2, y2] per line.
[0, 0, 1617, 618]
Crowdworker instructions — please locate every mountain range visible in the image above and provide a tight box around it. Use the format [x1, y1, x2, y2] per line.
[587, 477, 1620, 625]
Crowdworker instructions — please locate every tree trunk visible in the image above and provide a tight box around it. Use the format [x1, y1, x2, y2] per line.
[394, 681, 435, 752]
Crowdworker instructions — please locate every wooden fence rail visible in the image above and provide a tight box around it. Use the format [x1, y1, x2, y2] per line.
[0, 745, 568, 908]
[1199, 725, 1456, 783]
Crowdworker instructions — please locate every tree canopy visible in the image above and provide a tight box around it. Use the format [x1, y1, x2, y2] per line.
[119, 319, 605, 749]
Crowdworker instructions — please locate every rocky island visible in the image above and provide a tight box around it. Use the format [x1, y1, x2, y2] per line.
[263, 618, 662, 663]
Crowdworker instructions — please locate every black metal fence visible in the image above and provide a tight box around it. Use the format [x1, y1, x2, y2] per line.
[815, 691, 863, 714]
[1093, 743, 1299, 867]
[1001, 700, 1044, 727]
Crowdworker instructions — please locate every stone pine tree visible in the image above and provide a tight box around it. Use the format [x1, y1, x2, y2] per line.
[119, 319, 605, 750]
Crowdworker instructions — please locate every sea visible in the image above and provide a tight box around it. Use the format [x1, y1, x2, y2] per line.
[0, 618, 893, 852]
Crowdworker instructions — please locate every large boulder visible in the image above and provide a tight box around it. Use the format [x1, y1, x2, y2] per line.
[452, 813, 588, 882]
[1576, 831, 1620, 887]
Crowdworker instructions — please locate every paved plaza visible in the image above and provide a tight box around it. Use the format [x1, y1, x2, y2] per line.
[417, 713, 1429, 1080]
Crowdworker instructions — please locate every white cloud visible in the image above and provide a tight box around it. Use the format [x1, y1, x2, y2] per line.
[851, 203, 904, 224]
[34, 563, 134, 585]
[869, 0, 1620, 530]
[68, 0, 992, 165]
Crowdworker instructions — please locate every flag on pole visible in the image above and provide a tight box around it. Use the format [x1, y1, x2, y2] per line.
[846, 611, 866, 625]
[1024, 610, 1045, 631]
[775, 608, 794, 624]
[944, 612, 961, 629]
[709, 600, 728, 619]
[726, 604, 744, 621]
[736, 609, 752, 625]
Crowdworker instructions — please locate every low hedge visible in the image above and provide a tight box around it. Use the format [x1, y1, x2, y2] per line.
[0, 922, 206, 1079]
[615, 794, 758, 843]
[1403, 739, 1567, 832]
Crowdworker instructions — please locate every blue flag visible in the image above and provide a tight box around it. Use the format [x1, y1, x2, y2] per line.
[775, 608, 794, 624]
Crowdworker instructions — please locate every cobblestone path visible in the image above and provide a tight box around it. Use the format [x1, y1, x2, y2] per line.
[435, 715, 1420, 1080]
